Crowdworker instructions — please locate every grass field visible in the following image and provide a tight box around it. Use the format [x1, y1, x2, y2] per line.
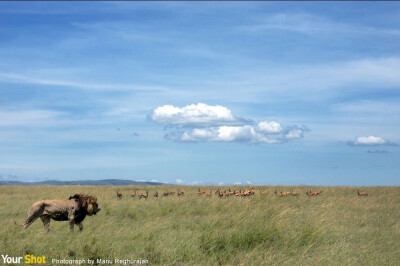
[1, 186, 399, 265]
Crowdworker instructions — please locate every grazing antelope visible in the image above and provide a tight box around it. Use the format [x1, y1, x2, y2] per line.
[248, 188, 255, 195]
[235, 189, 244, 197]
[163, 191, 175, 197]
[177, 189, 184, 197]
[290, 189, 299, 197]
[204, 190, 212, 197]
[242, 190, 252, 197]
[116, 190, 122, 199]
[259, 189, 267, 195]
[274, 190, 290, 197]
[131, 190, 137, 198]
[153, 191, 158, 198]
[357, 189, 368, 196]
[139, 191, 148, 200]
[218, 190, 224, 198]
[306, 190, 322, 196]
[225, 188, 235, 198]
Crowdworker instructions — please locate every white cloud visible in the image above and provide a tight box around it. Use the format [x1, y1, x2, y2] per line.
[234, 181, 242, 185]
[256, 121, 283, 134]
[176, 178, 184, 184]
[166, 125, 280, 144]
[150, 103, 240, 126]
[153, 103, 309, 144]
[168, 124, 308, 144]
[348, 136, 396, 146]
[285, 126, 308, 139]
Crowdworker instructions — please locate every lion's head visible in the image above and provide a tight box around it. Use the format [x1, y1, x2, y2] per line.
[69, 194, 101, 216]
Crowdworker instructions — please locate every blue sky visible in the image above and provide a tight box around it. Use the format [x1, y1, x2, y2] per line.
[0, 2, 399, 185]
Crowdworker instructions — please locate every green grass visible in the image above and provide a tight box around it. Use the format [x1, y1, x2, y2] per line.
[1, 186, 399, 265]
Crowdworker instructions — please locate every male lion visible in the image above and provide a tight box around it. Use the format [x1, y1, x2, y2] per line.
[22, 194, 100, 232]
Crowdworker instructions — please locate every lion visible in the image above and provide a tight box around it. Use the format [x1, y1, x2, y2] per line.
[21, 194, 100, 232]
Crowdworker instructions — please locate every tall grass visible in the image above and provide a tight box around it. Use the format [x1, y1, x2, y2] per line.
[0, 186, 399, 265]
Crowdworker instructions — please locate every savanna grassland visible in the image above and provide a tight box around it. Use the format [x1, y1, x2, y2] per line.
[1, 186, 399, 265]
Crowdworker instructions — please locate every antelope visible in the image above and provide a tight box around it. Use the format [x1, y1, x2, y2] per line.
[177, 189, 184, 197]
[357, 189, 368, 196]
[274, 190, 290, 197]
[259, 189, 266, 195]
[197, 188, 204, 195]
[242, 190, 252, 197]
[290, 189, 299, 197]
[248, 188, 255, 195]
[131, 190, 137, 198]
[139, 191, 148, 200]
[163, 191, 175, 197]
[116, 190, 122, 199]
[225, 188, 235, 197]
[153, 191, 158, 198]
[218, 190, 224, 198]
[306, 190, 322, 196]
[235, 189, 244, 197]
[204, 190, 212, 197]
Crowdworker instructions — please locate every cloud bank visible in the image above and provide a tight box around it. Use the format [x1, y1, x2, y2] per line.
[151, 103, 309, 144]
[348, 136, 396, 146]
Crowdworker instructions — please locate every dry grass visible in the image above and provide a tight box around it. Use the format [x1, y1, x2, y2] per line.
[1, 185, 399, 265]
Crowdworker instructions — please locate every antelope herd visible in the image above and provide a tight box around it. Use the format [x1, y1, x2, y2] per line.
[115, 188, 369, 199]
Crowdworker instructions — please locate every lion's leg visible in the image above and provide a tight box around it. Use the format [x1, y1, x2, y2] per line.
[68, 208, 75, 232]
[22, 201, 45, 230]
[22, 216, 37, 229]
[40, 215, 51, 232]
[68, 220, 74, 232]
[77, 222, 83, 231]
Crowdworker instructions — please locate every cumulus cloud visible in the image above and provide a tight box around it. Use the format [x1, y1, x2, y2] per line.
[285, 126, 309, 139]
[348, 136, 396, 146]
[150, 103, 242, 126]
[256, 121, 283, 134]
[151, 103, 309, 144]
[171, 125, 279, 143]
[176, 179, 184, 184]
